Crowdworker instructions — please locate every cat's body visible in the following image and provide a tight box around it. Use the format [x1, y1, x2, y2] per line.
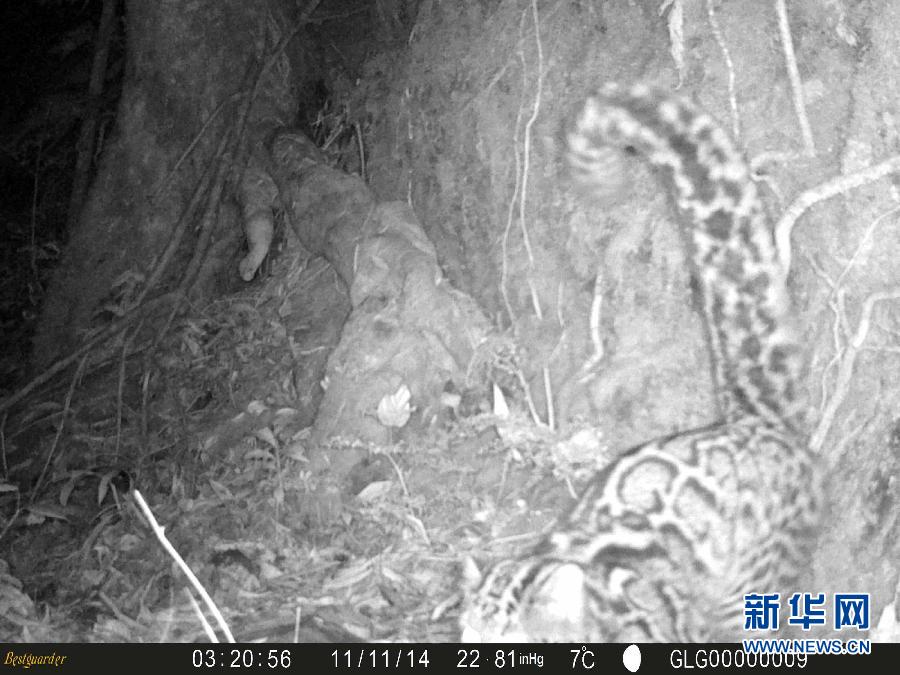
[459, 84, 820, 642]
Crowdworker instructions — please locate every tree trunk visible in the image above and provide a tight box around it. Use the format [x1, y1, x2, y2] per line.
[65, 0, 117, 235]
[32, 0, 303, 368]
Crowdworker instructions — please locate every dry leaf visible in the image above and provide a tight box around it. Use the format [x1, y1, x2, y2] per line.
[377, 384, 412, 428]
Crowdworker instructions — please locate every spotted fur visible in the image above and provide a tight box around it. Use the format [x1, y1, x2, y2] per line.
[459, 84, 820, 642]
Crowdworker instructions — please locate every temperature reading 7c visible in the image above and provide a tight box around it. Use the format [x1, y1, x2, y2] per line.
[570, 646, 595, 669]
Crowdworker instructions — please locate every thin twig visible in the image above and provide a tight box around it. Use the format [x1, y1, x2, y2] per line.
[808, 207, 899, 414]
[29, 140, 42, 275]
[0, 412, 7, 478]
[30, 354, 88, 503]
[186, 589, 219, 643]
[459, 0, 565, 113]
[514, 367, 544, 427]
[518, 1, 543, 271]
[382, 450, 410, 499]
[578, 267, 605, 383]
[833, 205, 900, 291]
[97, 591, 144, 632]
[354, 121, 367, 183]
[177, 159, 233, 295]
[775, 154, 900, 276]
[811, 289, 900, 453]
[0, 291, 181, 416]
[139, 132, 232, 308]
[802, 253, 842, 408]
[115, 322, 141, 459]
[706, 0, 740, 139]
[774, 0, 815, 157]
[542, 366, 554, 430]
[499, 78, 524, 327]
[0, 501, 21, 544]
[516, 0, 554, 429]
[150, 95, 236, 202]
[133, 489, 235, 642]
